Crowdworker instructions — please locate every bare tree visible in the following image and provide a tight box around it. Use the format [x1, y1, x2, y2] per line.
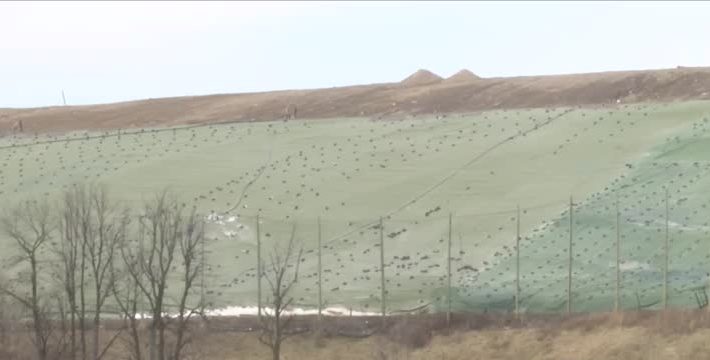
[258, 224, 303, 360]
[56, 184, 89, 360]
[0, 289, 7, 350]
[0, 199, 58, 360]
[111, 262, 143, 360]
[119, 191, 206, 360]
[86, 185, 128, 360]
[56, 183, 127, 360]
[168, 204, 205, 360]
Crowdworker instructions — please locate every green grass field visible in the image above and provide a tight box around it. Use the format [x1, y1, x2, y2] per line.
[3, 101, 710, 314]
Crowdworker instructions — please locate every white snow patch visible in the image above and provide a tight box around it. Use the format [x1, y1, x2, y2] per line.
[668, 220, 710, 232]
[127, 306, 380, 321]
[206, 306, 380, 317]
[618, 260, 651, 272]
[629, 219, 710, 232]
[204, 213, 253, 243]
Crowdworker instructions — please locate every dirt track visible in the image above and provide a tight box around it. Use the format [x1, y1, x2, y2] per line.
[2, 66, 710, 134]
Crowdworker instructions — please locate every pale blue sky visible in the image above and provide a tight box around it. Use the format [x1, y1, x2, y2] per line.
[2, 1, 710, 108]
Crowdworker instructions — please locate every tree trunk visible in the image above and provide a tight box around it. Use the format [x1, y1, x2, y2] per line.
[273, 309, 281, 360]
[30, 256, 47, 360]
[70, 308, 76, 360]
[80, 242, 88, 360]
[273, 315, 280, 360]
[128, 295, 142, 360]
[92, 311, 100, 360]
[273, 342, 280, 360]
[158, 318, 165, 360]
[149, 319, 157, 360]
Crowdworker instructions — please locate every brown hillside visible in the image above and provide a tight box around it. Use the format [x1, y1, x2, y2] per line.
[2, 66, 710, 134]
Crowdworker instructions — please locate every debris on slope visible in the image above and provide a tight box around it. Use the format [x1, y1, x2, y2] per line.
[445, 69, 481, 83]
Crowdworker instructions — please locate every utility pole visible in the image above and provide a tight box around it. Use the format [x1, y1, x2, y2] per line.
[615, 193, 621, 312]
[201, 225, 206, 308]
[317, 216, 323, 326]
[567, 196, 573, 315]
[379, 217, 386, 325]
[516, 205, 521, 317]
[447, 213, 453, 327]
[663, 188, 669, 310]
[62, 90, 67, 106]
[256, 214, 262, 319]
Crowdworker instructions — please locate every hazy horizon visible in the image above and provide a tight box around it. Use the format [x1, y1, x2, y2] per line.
[3, 1, 710, 108]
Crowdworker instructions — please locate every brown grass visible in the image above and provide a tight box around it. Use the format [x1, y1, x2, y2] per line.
[3, 310, 710, 359]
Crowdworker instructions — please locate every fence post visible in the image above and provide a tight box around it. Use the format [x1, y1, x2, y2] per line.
[567, 196, 573, 315]
[317, 216, 323, 326]
[256, 214, 262, 320]
[664, 188, 669, 310]
[379, 217, 386, 325]
[516, 205, 521, 317]
[615, 193, 621, 312]
[447, 213, 452, 328]
[201, 222, 206, 307]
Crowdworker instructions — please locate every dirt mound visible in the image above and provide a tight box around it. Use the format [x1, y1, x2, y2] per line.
[400, 69, 443, 86]
[445, 69, 480, 83]
[3, 66, 710, 134]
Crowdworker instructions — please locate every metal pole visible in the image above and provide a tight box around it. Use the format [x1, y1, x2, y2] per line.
[615, 193, 621, 312]
[380, 217, 386, 324]
[256, 214, 262, 319]
[664, 188, 669, 310]
[447, 213, 452, 327]
[516, 205, 521, 317]
[201, 224, 206, 306]
[567, 196, 573, 315]
[317, 216, 323, 325]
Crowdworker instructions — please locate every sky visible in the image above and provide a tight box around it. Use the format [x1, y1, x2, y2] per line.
[2, 1, 710, 108]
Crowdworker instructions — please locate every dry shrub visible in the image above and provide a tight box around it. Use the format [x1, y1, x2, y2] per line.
[322, 315, 375, 338]
[425, 313, 449, 332]
[385, 317, 432, 349]
[461, 313, 519, 331]
[649, 310, 710, 335]
[559, 312, 615, 333]
[615, 310, 656, 328]
[589, 309, 710, 335]
[313, 330, 327, 349]
[464, 313, 494, 331]
[371, 337, 407, 360]
[0, 336, 20, 360]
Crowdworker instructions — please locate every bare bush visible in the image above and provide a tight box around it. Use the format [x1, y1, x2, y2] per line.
[118, 190, 206, 360]
[385, 318, 432, 349]
[0, 198, 64, 360]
